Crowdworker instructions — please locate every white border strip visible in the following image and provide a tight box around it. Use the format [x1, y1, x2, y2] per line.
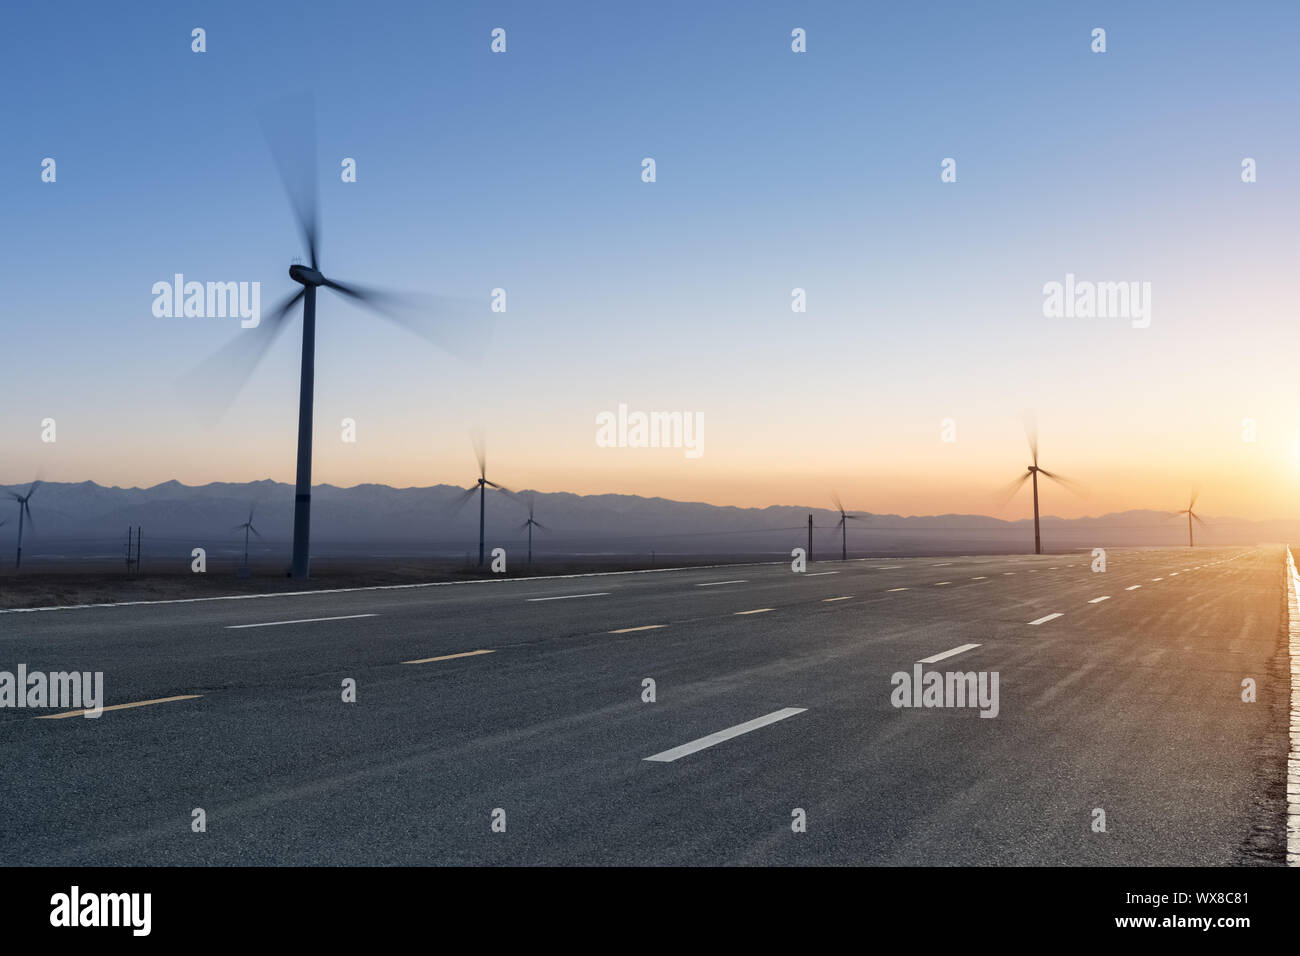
[0, 560, 787, 615]
[1284, 548, 1300, 866]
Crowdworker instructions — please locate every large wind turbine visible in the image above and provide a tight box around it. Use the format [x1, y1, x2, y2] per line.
[518, 494, 548, 565]
[999, 419, 1081, 554]
[830, 492, 860, 561]
[7, 481, 39, 570]
[453, 441, 512, 567]
[189, 95, 481, 580]
[1170, 491, 1204, 547]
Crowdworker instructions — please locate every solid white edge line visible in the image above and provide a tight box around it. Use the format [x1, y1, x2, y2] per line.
[1284, 547, 1300, 866]
[695, 580, 748, 587]
[226, 613, 377, 629]
[643, 707, 807, 762]
[917, 643, 981, 664]
[527, 592, 611, 602]
[0, 558, 794, 614]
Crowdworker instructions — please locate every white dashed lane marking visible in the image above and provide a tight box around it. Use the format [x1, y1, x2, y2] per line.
[917, 643, 980, 664]
[643, 708, 807, 763]
[1028, 613, 1064, 625]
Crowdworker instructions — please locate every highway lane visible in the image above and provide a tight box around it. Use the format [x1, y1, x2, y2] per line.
[0, 546, 1285, 865]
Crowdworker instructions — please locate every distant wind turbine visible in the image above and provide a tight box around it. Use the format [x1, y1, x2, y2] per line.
[1170, 491, 1204, 547]
[518, 494, 548, 565]
[830, 491, 860, 561]
[7, 481, 40, 570]
[233, 506, 263, 569]
[997, 417, 1082, 554]
[453, 440, 513, 566]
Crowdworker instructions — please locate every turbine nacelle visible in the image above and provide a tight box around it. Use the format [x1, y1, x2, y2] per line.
[289, 264, 325, 286]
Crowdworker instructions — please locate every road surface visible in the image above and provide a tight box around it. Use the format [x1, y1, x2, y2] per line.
[0, 545, 1291, 865]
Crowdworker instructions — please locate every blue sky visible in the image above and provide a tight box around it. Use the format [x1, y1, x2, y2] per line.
[2, 1, 1298, 518]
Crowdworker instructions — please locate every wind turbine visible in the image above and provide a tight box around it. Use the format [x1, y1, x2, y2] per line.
[453, 440, 512, 566]
[998, 418, 1081, 554]
[830, 492, 860, 561]
[517, 494, 548, 565]
[234, 506, 263, 570]
[7, 481, 39, 570]
[1170, 491, 1204, 547]
[187, 95, 485, 580]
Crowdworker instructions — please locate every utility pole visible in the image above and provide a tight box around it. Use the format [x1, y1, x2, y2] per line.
[807, 514, 813, 562]
[136, 526, 142, 573]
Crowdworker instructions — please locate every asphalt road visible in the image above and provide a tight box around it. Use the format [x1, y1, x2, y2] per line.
[0, 545, 1291, 865]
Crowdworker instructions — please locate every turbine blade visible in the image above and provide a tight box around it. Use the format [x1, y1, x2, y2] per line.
[27, 480, 41, 500]
[471, 433, 487, 480]
[1039, 469, 1085, 497]
[250, 525, 264, 539]
[1023, 412, 1038, 468]
[1189, 489, 1200, 511]
[446, 486, 478, 514]
[179, 288, 304, 421]
[322, 280, 492, 362]
[1191, 512, 1207, 526]
[23, 500, 34, 533]
[259, 94, 319, 269]
[487, 480, 514, 495]
[533, 520, 550, 532]
[994, 471, 1032, 510]
[830, 491, 845, 515]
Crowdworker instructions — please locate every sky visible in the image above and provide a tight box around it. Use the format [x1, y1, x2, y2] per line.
[2, 0, 1298, 522]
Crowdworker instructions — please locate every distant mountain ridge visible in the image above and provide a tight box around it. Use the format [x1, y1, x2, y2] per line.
[0, 480, 1288, 560]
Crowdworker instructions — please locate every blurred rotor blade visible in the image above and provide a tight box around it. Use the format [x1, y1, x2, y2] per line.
[830, 490, 845, 515]
[844, 513, 862, 521]
[1039, 469, 1086, 497]
[471, 433, 487, 479]
[517, 519, 532, 533]
[446, 486, 479, 515]
[179, 289, 304, 422]
[833, 515, 845, 530]
[26, 480, 41, 500]
[1188, 489, 1200, 512]
[994, 471, 1032, 510]
[258, 93, 318, 268]
[249, 525, 264, 540]
[1023, 412, 1038, 468]
[23, 500, 34, 533]
[485, 479, 514, 495]
[532, 520, 550, 532]
[322, 280, 493, 363]
[1191, 512, 1207, 526]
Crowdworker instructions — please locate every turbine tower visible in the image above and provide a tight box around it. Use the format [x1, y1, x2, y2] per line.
[518, 494, 548, 565]
[234, 505, 262, 570]
[1171, 491, 1204, 547]
[999, 418, 1081, 554]
[6, 481, 39, 570]
[453, 440, 512, 566]
[187, 95, 482, 580]
[830, 492, 860, 561]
